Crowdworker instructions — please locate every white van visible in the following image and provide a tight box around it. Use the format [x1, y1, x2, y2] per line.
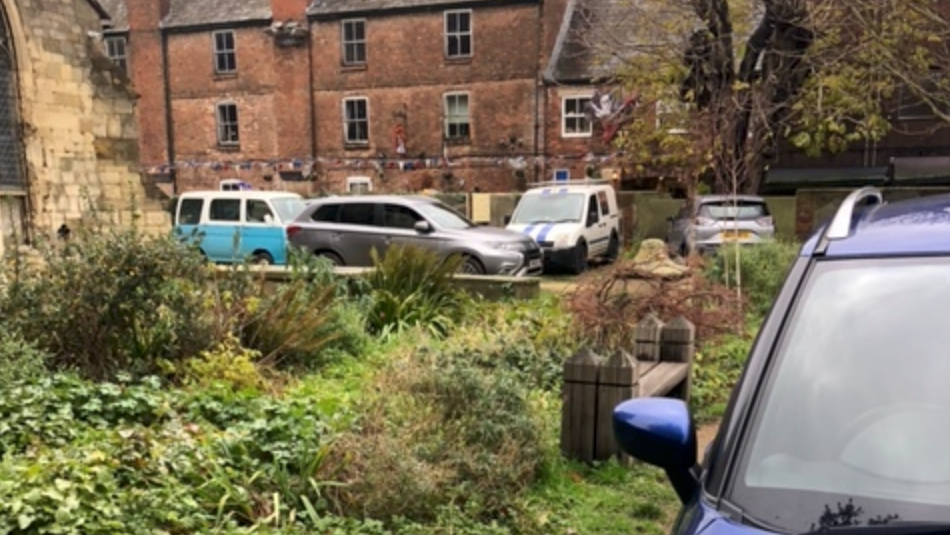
[173, 190, 306, 265]
[505, 179, 621, 274]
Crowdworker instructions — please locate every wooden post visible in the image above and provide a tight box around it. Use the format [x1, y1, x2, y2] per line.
[660, 316, 696, 402]
[633, 314, 664, 361]
[561, 347, 603, 462]
[595, 349, 639, 464]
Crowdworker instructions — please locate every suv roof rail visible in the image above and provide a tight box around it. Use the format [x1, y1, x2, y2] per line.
[531, 178, 613, 187]
[815, 186, 883, 254]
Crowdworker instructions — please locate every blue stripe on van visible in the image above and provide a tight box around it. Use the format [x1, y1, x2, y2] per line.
[536, 223, 555, 242]
[522, 224, 537, 236]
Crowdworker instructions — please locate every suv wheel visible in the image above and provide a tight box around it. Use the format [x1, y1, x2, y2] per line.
[460, 255, 485, 275]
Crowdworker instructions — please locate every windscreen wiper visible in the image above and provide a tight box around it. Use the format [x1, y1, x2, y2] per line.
[802, 522, 950, 535]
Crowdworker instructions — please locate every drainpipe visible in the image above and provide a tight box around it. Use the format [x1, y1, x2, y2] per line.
[307, 17, 318, 181]
[533, 0, 543, 186]
[161, 29, 176, 194]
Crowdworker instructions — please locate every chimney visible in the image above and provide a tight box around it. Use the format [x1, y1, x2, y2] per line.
[126, 0, 171, 30]
[271, 0, 309, 21]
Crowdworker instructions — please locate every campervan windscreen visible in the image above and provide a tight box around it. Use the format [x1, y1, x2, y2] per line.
[511, 193, 585, 225]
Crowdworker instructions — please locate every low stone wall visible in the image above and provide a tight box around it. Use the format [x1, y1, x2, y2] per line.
[217, 265, 541, 301]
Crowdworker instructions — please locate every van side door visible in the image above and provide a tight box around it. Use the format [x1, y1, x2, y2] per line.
[204, 197, 243, 262]
[585, 193, 610, 256]
[242, 198, 286, 264]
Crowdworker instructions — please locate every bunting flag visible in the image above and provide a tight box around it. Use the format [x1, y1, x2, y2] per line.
[142, 152, 623, 175]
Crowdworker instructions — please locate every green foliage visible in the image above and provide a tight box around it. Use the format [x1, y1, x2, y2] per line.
[438, 297, 578, 392]
[365, 245, 468, 337]
[705, 240, 800, 318]
[318, 341, 545, 523]
[0, 329, 51, 387]
[182, 334, 266, 392]
[691, 330, 754, 423]
[0, 227, 213, 380]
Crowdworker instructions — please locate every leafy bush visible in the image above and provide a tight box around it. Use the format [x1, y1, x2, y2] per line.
[365, 245, 468, 337]
[0, 329, 51, 387]
[317, 346, 544, 523]
[691, 330, 754, 422]
[0, 227, 214, 380]
[181, 334, 267, 392]
[705, 240, 800, 319]
[438, 297, 578, 392]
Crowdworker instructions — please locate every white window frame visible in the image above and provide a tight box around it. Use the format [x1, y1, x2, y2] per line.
[444, 10, 473, 59]
[341, 19, 367, 65]
[561, 95, 592, 138]
[215, 102, 240, 146]
[212, 30, 237, 74]
[103, 35, 128, 73]
[342, 97, 370, 145]
[346, 176, 372, 194]
[444, 92, 471, 140]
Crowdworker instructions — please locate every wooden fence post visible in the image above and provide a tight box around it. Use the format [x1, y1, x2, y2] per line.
[595, 349, 638, 463]
[561, 347, 603, 462]
[660, 316, 696, 402]
[633, 314, 664, 361]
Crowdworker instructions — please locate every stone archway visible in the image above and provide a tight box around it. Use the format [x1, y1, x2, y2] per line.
[0, 0, 26, 248]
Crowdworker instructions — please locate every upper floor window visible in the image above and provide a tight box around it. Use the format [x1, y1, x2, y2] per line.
[104, 36, 128, 74]
[343, 98, 370, 145]
[213, 30, 237, 74]
[342, 19, 366, 65]
[444, 92, 470, 140]
[216, 102, 240, 146]
[444, 10, 472, 59]
[562, 96, 592, 137]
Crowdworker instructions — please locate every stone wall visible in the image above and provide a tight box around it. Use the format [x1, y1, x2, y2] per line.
[8, 0, 170, 248]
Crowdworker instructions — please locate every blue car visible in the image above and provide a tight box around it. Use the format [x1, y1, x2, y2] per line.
[615, 187, 950, 535]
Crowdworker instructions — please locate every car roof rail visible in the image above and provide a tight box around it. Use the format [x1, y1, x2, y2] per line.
[531, 178, 613, 187]
[814, 186, 883, 255]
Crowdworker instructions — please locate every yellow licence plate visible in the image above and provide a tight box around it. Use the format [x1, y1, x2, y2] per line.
[722, 230, 752, 241]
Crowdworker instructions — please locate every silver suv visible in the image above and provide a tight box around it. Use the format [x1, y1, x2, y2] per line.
[287, 195, 544, 276]
[666, 194, 775, 256]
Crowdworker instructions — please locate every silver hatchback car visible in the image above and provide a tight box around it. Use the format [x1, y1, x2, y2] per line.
[286, 195, 544, 276]
[666, 194, 775, 256]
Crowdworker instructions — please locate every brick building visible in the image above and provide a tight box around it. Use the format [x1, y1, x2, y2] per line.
[0, 0, 168, 255]
[99, 0, 633, 195]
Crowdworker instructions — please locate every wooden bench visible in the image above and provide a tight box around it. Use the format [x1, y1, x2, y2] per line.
[560, 315, 695, 463]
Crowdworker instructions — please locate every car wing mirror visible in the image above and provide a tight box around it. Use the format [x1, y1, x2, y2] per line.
[503, 214, 512, 225]
[614, 398, 698, 503]
[263, 214, 275, 225]
[414, 220, 433, 233]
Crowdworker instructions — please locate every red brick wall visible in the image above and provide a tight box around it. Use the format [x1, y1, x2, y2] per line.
[540, 85, 615, 181]
[309, 5, 543, 193]
[166, 29, 276, 96]
[126, 0, 171, 166]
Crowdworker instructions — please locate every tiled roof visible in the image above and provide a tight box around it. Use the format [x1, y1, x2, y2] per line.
[307, 0, 517, 17]
[163, 0, 272, 29]
[98, 0, 128, 31]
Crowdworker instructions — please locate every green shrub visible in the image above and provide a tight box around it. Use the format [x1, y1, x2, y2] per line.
[181, 334, 267, 392]
[365, 245, 468, 337]
[705, 240, 800, 318]
[691, 331, 753, 422]
[438, 297, 578, 392]
[0, 227, 214, 380]
[0, 329, 51, 387]
[318, 347, 544, 523]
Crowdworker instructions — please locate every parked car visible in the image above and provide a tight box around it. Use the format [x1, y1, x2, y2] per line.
[505, 179, 622, 274]
[666, 194, 774, 256]
[287, 195, 543, 276]
[614, 187, 950, 535]
[173, 190, 306, 265]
